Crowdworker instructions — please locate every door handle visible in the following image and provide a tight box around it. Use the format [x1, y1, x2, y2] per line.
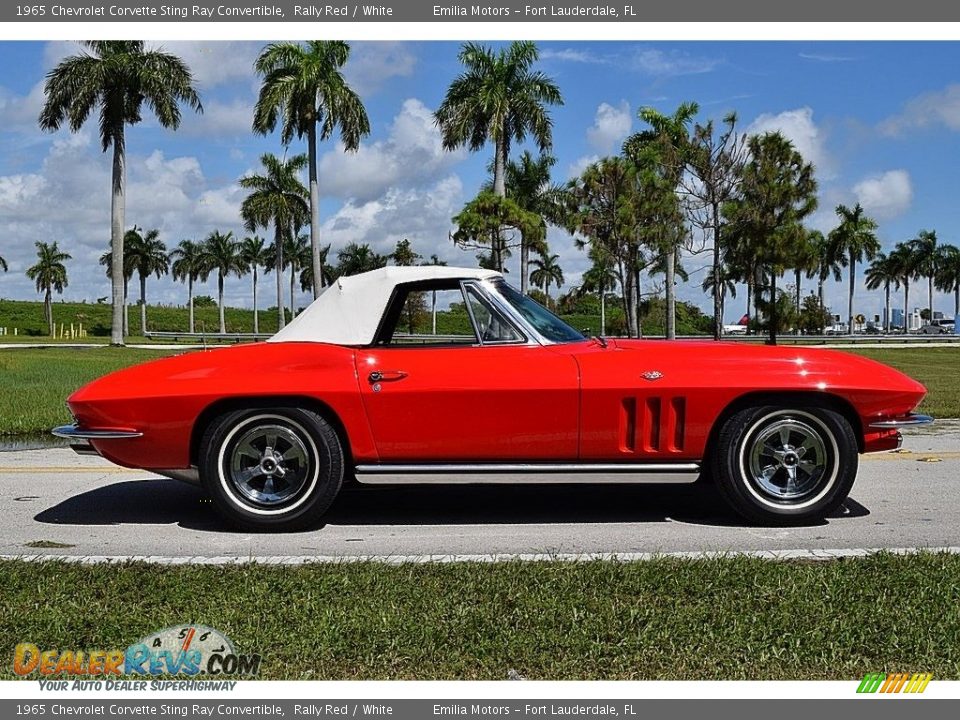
[368, 370, 407, 383]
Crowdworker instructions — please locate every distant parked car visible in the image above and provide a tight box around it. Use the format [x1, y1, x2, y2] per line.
[919, 320, 953, 335]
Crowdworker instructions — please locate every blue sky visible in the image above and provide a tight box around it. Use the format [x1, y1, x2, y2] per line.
[1, 40, 959, 321]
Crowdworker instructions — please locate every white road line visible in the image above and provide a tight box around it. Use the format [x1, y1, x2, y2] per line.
[2, 547, 959, 565]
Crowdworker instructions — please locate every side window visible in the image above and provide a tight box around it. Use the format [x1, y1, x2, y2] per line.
[386, 287, 477, 346]
[464, 284, 524, 344]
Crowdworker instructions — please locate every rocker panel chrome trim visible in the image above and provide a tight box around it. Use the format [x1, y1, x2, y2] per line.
[354, 463, 701, 485]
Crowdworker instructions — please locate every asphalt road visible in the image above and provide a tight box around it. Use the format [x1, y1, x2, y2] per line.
[1, 423, 958, 561]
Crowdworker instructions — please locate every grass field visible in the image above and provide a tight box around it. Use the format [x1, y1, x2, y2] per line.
[0, 348, 180, 436]
[2, 553, 958, 680]
[0, 345, 956, 436]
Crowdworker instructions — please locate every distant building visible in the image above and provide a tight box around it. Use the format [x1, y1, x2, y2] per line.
[891, 308, 904, 329]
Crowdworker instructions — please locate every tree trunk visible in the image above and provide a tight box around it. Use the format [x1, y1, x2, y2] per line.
[275, 222, 285, 330]
[123, 277, 129, 337]
[600, 290, 606, 336]
[492, 137, 506, 273]
[929, 275, 935, 323]
[252, 267, 259, 335]
[521, 242, 529, 295]
[848, 253, 856, 335]
[795, 269, 802, 336]
[745, 277, 753, 335]
[110, 137, 126, 346]
[884, 282, 891, 333]
[634, 264, 643, 338]
[188, 275, 195, 334]
[290, 262, 296, 318]
[431, 291, 437, 335]
[665, 247, 676, 340]
[904, 280, 910, 332]
[218, 272, 226, 334]
[308, 124, 322, 301]
[955, 284, 959, 317]
[139, 273, 147, 336]
[45, 288, 53, 336]
[624, 269, 638, 338]
[768, 273, 777, 346]
[711, 201, 722, 341]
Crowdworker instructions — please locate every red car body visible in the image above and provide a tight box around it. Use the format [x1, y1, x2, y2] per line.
[67, 337, 919, 472]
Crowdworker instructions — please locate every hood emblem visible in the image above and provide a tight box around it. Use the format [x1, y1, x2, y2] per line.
[641, 370, 663, 381]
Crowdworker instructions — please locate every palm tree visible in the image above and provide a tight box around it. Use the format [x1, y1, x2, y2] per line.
[865, 252, 900, 333]
[701, 263, 737, 332]
[298, 244, 333, 294]
[253, 41, 370, 300]
[580, 245, 618, 336]
[827, 203, 879, 334]
[810, 229, 845, 312]
[126, 228, 168, 336]
[170, 239, 210, 334]
[39, 41, 201, 346]
[280, 232, 311, 317]
[239, 236, 269, 334]
[240, 153, 309, 331]
[935, 244, 960, 318]
[889, 242, 919, 331]
[201, 231, 243, 334]
[335, 242, 387, 277]
[909, 230, 939, 322]
[500, 151, 561, 294]
[98, 226, 140, 336]
[26, 241, 71, 336]
[529, 253, 564, 309]
[435, 41, 562, 272]
[626, 102, 699, 340]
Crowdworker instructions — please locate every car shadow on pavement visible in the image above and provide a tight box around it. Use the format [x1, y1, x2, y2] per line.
[33, 476, 870, 532]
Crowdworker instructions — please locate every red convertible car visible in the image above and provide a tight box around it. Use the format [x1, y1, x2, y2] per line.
[54, 266, 931, 530]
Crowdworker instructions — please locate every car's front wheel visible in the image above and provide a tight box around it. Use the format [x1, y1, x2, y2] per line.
[713, 405, 858, 525]
[199, 408, 344, 532]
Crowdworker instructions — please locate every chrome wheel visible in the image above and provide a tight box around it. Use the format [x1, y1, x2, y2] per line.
[747, 416, 828, 501]
[227, 422, 311, 507]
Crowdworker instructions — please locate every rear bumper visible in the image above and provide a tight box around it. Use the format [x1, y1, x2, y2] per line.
[868, 414, 934, 429]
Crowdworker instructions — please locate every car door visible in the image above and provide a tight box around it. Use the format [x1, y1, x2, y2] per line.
[355, 281, 579, 462]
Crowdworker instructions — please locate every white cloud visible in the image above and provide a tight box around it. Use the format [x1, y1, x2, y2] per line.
[317, 98, 464, 203]
[0, 80, 47, 134]
[180, 98, 254, 137]
[160, 41, 262, 91]
[853, 170, 913, 220]
[586, 101, 632, 154]
[879, 84, 960, 136]
[567, 154, 600, 180]
[631, 48, 719, 77]
[343, 42, 417, 95]
[746, 107, 832, 178]
[540, 48, 606, 64]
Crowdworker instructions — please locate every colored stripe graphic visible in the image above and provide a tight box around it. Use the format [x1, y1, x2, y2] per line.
[857, 672, 931, 693]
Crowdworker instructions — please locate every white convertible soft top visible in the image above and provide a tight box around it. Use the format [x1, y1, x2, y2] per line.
[268, 265, 501, 345]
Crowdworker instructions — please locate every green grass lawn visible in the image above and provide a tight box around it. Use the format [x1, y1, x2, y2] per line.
[2, 553, 959, 680]
[848, 348, 960, 420]
[0, 348, 181, 436]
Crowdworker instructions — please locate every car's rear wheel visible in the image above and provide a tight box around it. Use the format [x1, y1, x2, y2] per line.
[713, 405, 858, 525]
[199, 408, 343, 532]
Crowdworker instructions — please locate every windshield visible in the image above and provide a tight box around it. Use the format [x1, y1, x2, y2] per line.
[493, 280, 585, 343]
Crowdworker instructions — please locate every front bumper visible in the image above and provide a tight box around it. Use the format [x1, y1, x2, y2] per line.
[52, 424, 142, 457]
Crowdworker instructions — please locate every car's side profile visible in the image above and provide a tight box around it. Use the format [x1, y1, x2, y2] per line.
[55, 266, 932, 531]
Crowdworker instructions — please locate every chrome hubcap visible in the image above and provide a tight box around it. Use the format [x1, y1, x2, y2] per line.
[748, 418, 828, 501]
[228, 424, 310, 507]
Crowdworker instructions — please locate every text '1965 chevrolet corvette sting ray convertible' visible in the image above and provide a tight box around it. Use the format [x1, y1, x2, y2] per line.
[54, 266, 932, 531]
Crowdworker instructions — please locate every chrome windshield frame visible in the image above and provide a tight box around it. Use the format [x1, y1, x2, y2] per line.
[476, 278, 585, 346]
